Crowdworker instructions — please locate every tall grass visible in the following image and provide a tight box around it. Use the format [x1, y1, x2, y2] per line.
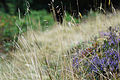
[0, 10, 120, 80]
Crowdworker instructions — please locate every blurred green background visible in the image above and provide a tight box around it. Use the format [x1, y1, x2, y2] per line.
[0, 0, 120, 52]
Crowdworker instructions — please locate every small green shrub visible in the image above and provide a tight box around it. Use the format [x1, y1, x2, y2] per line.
[0, 12, 19, 52]
[0, 12, 18, 40]
[0, 10, 55, 52]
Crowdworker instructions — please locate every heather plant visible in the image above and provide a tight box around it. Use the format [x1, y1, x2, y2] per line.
[72, 26, 120, 79]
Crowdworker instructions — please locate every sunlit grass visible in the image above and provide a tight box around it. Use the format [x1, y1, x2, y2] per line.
[0, 11, 120, 80]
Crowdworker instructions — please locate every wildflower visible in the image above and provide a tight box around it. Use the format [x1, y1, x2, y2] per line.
[72, 26, 120, 78]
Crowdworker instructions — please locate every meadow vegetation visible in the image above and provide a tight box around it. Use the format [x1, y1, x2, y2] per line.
[0, 8, 120, 80]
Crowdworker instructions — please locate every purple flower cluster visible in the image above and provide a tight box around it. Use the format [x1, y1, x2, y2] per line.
[72, 26, 120, 77]
[89, 49, 119, 73]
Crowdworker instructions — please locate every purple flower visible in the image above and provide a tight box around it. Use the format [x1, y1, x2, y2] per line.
[72, 26, 120, 76]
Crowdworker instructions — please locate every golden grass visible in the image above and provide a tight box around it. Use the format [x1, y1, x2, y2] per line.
[0, 11, 120, 80]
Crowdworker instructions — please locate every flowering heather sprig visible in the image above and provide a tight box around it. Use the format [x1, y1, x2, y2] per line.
[72, 26, 120, 78]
